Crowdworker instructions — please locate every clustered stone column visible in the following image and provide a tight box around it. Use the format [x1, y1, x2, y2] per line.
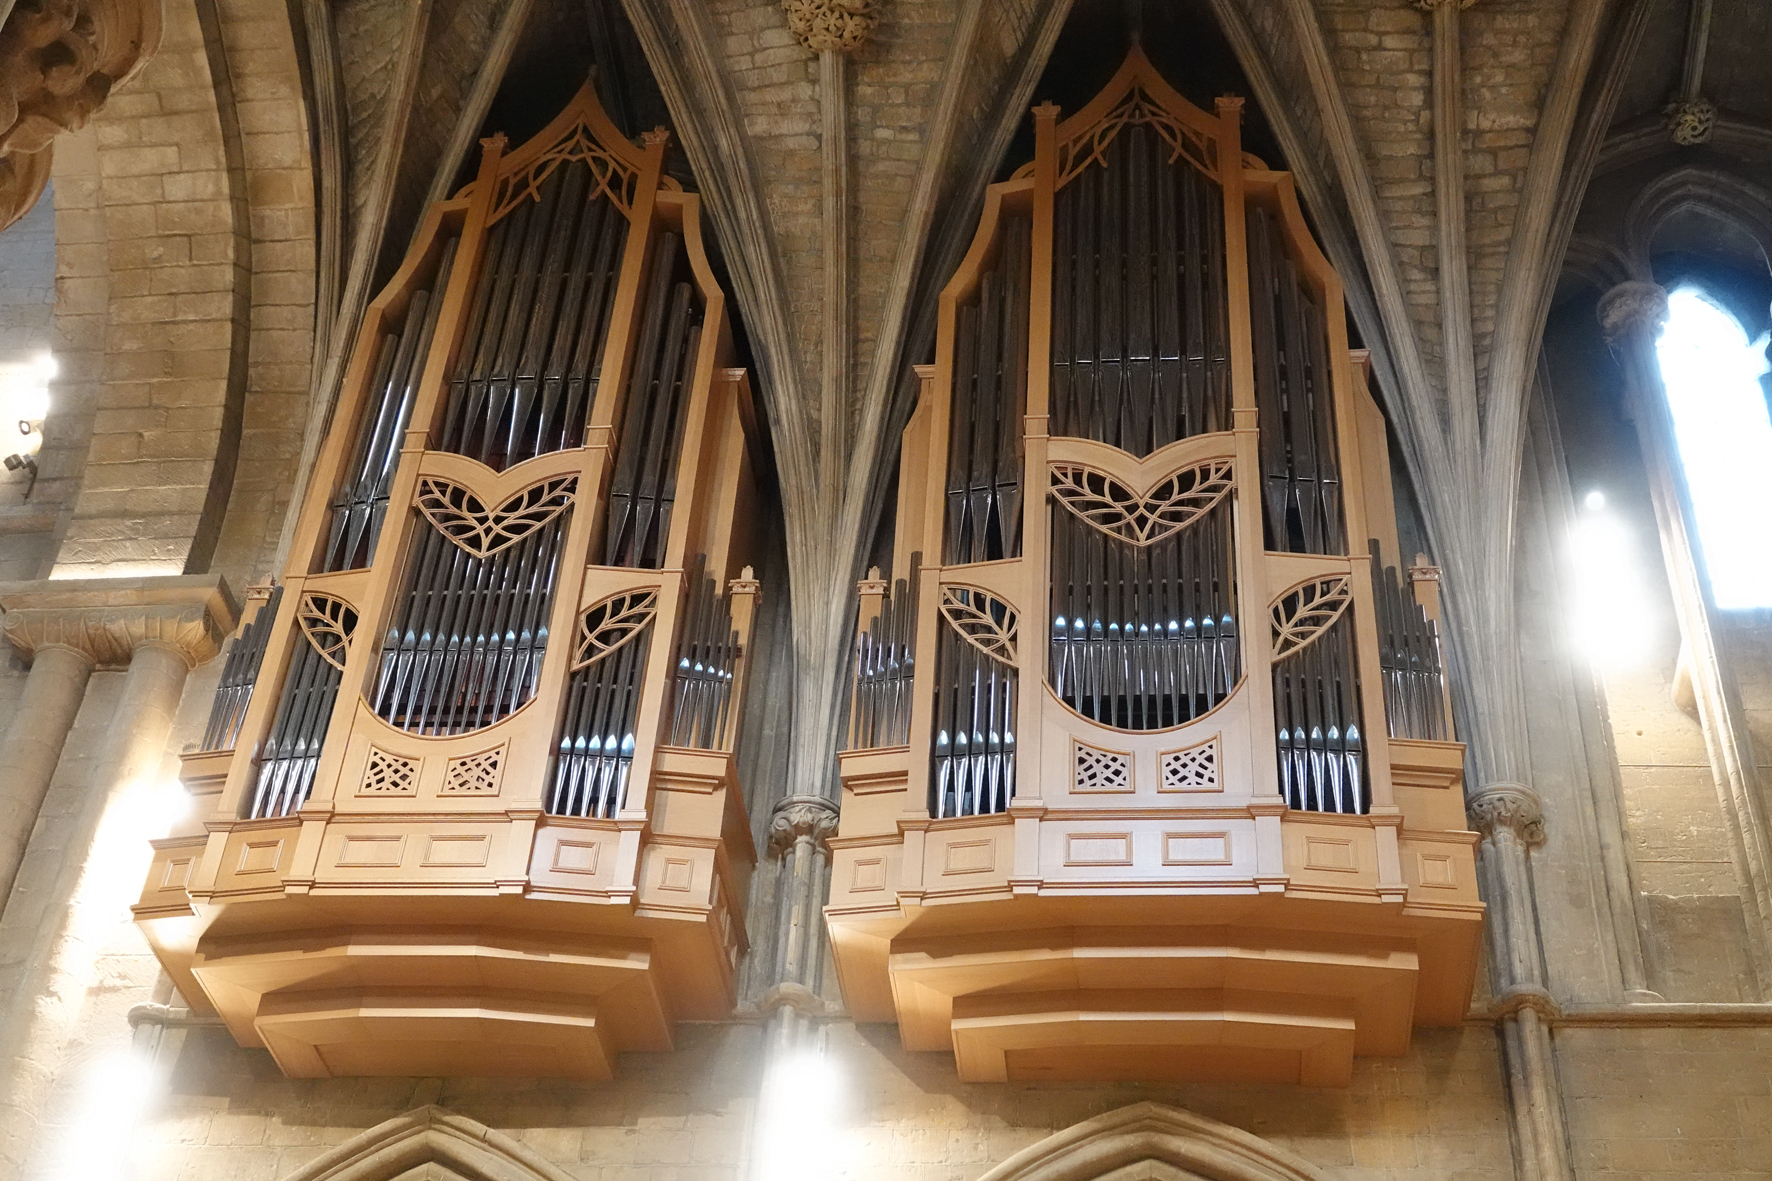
[1599, 280, 1772, 990]
[0, 575, 232, 1172]
[762, 795, 839, 1047]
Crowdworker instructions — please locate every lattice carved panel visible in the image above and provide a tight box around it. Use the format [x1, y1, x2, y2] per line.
[443, 745, 504, 795]
[1050, 461, 1234, 546]
[1073, 742, 1133, 793]
[296, 593, 357, 671]
[1058, 86, 1217, 188]
[1271, 576, 1354, 659]
[360, 747, 419, 795]
[1160, 737, 1220, 792]
[491, 126, 640, 223]
[415, 476, 575, 558]
[573, 590, 658, 670]
[940, 586, 1017, 665]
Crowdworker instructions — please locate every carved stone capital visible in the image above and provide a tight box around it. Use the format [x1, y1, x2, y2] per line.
[781, 0, 878, 53]
[0, 0, 163, 232]
[1413, 0, 1478, 10]
[0, 574, 237, 670]
[1468, 782, 1546, 847]
[1597, 280, 1669, 346]
[1665, 97, 1717, 146]
[768, 794, 839, 856]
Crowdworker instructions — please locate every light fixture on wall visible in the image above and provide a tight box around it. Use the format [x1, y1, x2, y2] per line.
[1, 351, 55, 498]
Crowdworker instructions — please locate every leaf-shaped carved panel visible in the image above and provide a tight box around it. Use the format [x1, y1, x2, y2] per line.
[573, 589, 658, 670]
[940, 586, 1018, 666]
[1050, 460, 1234, 546]
[415, 476, 576, 558]
[1270, 576, 1353, 659]
[297, 593, 358, 671]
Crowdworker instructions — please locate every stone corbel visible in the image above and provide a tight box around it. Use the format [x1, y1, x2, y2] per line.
[0, 574, 237, 670]
[767, 794, 839, 858]
[1468, 782, 1546, 848]
[781, 0, 877, 53]
[1597, 280, 1669, 346]
[0, 0, 163, 231]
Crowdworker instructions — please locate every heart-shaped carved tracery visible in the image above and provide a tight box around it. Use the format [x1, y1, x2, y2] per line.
[1050, 460, 1234, 546]
[1270, 575, 1354, 659]
[415, 476, 576, 557]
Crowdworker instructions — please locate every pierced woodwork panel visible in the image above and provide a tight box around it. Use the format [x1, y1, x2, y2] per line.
[360, 748, 420, 796]
[1270, 576, 1353, 660]
[939, 586, 1017, 665]
[491, 126, 639, 224]
[296, 593, 358, 671]
[1159, 737, 1219, 792]
[1073, 742, 1132, 793]
[414, 476, 576, 558]
[443, 746, 504, 795]
[1058, 86, 1216, 188]
[1049, 460, 1234, 546]
[573, 590, 658, 670]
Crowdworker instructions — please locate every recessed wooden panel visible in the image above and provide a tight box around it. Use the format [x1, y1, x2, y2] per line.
[238, 840, 284, 874]
[660, 858, 694, 891]
[161, 857, 194, 890]
[943, 839, 996, 875]
[1162, 832, 1231, 865]
[1065, 833, 1133, 866]
[851, 858, 887, 892]
[1418, 852, 1456, 888]
[422, 834, 489, 868]
[552, 840, 601, 874]
[337, 835, 404, 868]
[1304, 836, 1356, 872]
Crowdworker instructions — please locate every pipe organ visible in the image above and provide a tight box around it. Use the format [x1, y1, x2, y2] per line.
[826, 51, 1482, 1086]
[134, 85, 761, 1080]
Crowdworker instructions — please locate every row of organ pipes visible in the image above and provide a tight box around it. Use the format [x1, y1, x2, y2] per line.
[186, 83, 759, 824]
[848, 51, 1452, 817]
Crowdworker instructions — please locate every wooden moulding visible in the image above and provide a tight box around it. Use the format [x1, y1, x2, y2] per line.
[134, 82, 760, 1082]
[827, 47, 1482, 1088]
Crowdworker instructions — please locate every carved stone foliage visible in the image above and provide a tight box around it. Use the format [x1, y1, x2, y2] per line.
[296, 593, 357, 671]
[1665, 98, 1717, 146]
[1469, 783, 1546, 847]
[1269, 576, 1353, 660]
[0, 0, 162, 232]
[939, 585, 1017, 665]
[414, 476, 576, 558]
[572, 589, 657, 670]
[781, 0, 877, 53]
[768, 795, 838, 856]
[1049, 461, 1234, 547]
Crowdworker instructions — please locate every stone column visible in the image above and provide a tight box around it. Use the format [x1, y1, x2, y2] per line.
[762, 795, 839, 1051]
[1599, 280, 1772, 993]
[0, 639, 93, 908]
[0, 575, 233, 1176]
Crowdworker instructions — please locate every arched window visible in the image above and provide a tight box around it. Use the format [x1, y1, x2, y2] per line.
[1654, 286, 1772, 609]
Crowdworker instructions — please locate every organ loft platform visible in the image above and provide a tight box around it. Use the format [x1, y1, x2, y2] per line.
[133, 85, 763, 1080]
[825, 50, 1483, 1087]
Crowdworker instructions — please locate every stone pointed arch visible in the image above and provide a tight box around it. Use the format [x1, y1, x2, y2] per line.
[279, 1106, 574, 1181]
[978, 1103, 1327, 1181]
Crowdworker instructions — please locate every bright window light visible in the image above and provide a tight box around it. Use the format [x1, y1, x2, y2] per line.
[1654, 287, 1772, 609]
[755, 1044, 843, 1181]
[1570, 490, 1653, 667]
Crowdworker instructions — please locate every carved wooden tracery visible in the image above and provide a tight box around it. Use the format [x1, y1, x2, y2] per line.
[295, 593, 357, 671]
[414, 476, 577, 558]
[939, 586, 1018, 665]
[1050, 460, 1235, 546]
[1269, 575, 1354, 659]
[572, 590, 658, 670]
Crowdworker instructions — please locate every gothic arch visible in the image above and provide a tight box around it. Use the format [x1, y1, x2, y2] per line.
[279, 1106, 575, 1181]
[977, 1102, 1328, 1181]
[1622, 166, 1772, 274]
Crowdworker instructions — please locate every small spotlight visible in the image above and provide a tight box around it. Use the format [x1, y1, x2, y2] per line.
[1584, 490, 1605, 511]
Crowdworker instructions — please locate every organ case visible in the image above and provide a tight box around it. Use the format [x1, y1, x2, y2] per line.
[826, 50, 1482, 1087]
[133, 85, 762, 1080]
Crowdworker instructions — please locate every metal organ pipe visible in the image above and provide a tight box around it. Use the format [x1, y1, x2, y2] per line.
[201, 585, 284, 752]
[668, 554, 740, 750]
[850, 557, 920, 750]
[1370, 540, 1447, 741]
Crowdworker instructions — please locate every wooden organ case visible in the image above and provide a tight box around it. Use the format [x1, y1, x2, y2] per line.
[826, 51, 1482, 1087]
[133, 85, 763, 1080]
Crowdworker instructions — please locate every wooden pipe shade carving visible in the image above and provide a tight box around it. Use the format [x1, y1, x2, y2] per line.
[133, 82, 762, 1081]
[829, 47, 1481, 1088]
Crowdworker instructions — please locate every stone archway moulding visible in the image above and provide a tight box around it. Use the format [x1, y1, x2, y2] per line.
[975, 1102, 1329, 1181]
[278, 1106, 576, 1181]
